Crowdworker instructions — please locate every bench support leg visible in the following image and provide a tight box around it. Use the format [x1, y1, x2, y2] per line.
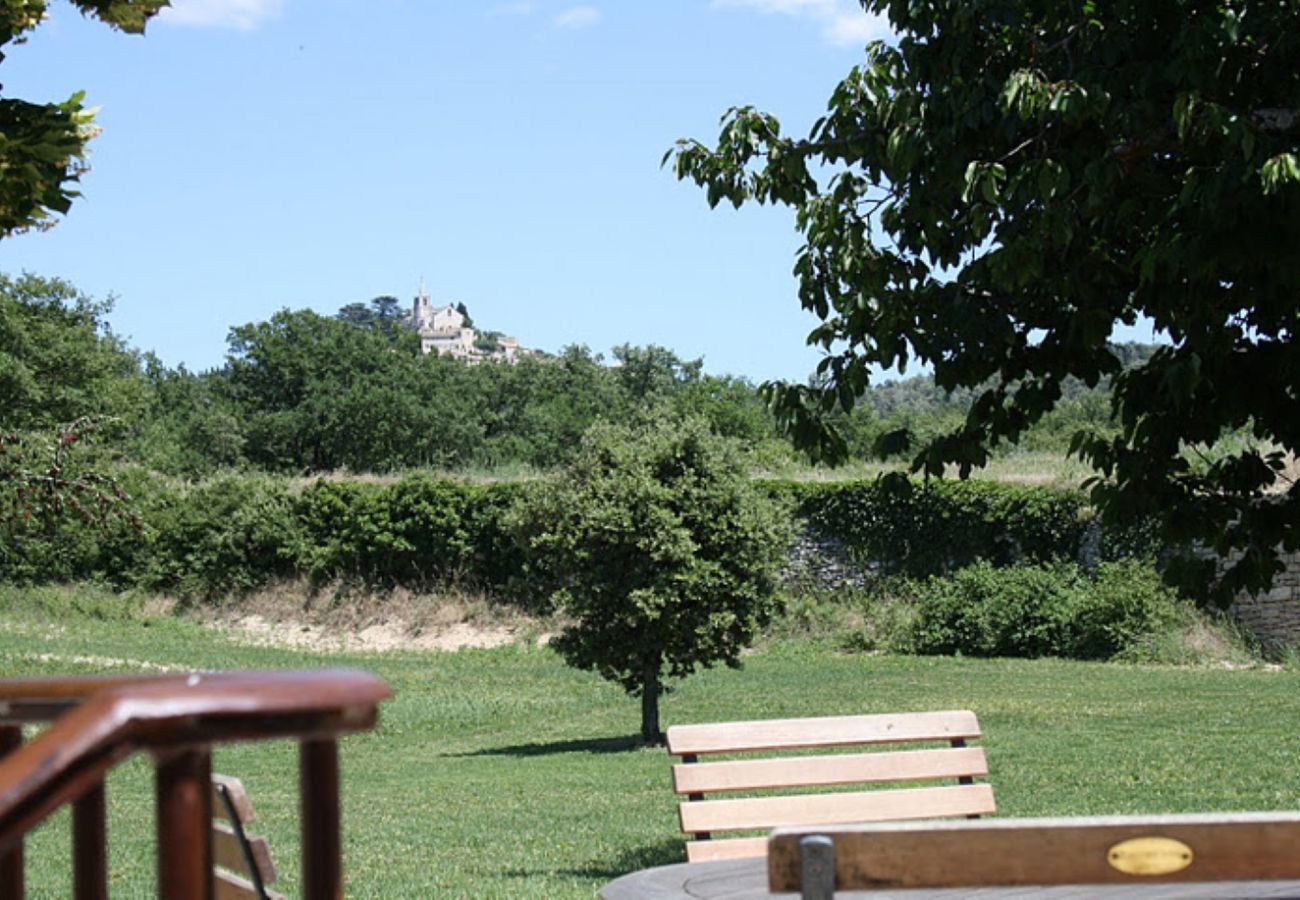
[156, 746, 214, 900]
[0, 725, 22, 899]
[800, 834, 834, 900]
[73, 781, 107, 900]
[301, 737, 342, 900]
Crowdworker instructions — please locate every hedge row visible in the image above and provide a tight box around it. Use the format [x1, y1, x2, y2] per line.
[2, 472, 531, 600]
[769, 478, 1160, 577]
[1, 471, 1160, 599]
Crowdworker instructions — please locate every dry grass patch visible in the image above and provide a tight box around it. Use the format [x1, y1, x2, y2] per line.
[189, 579, 555, 653]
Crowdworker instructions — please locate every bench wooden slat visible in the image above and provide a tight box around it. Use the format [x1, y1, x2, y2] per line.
[213, 821, 278, 884]
[685, 836, 768, 863]
[767, 813, 1300, 891]
[211, 772, 280, 896]
[212, 774, 257, 824]
[215, 869, 286, 900]
[666, 710, 981, 756]
[680, 783, 995, 834]
[672, 746, 987, 795]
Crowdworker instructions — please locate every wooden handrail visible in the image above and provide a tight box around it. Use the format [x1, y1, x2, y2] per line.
[0, 668, 392, 899]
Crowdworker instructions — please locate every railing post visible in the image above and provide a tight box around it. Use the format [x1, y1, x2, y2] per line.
[155, 746, 213, 900]
[73, 782, 107, 900]
[0, 724, 23, 899]
[300, 737, 342, 900]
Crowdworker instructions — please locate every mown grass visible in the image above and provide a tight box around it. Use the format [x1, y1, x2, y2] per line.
[0, 590, 1297, 898]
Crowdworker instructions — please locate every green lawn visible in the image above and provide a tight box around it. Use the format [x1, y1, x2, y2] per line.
[0, 609, 1297, 898]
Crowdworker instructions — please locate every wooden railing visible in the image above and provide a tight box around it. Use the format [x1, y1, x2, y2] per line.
[0, 668, 392, 899]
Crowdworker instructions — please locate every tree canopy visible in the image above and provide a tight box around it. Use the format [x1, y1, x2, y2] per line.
[0, 0, 170, 237]
[672, 0, 1300, 604]
[0, 273, 143, 428]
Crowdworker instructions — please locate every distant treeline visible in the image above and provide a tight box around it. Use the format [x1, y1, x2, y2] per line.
[1, 272, 1157, 477]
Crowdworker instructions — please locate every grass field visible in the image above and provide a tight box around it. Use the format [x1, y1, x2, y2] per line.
[1, 602, 1298, 898]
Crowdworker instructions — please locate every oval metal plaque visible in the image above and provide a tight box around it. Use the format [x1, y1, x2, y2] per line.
[1107, 837, 1195, 876]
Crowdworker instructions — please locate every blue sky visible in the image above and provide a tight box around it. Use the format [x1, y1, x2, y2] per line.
[3, 1, 894, 381]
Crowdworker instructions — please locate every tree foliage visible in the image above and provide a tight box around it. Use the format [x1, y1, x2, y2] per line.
[672, 0, 1300, 604]
[518, 417, 792, 743]
[0, 0, 169, 237]
[336, 295, 405, 342]
[0, 272, 143, 429]
[0, 269, 1168, 480]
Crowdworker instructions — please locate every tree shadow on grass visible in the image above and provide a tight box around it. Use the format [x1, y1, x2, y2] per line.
[501, 837, 685, 884]
[447, 734, 647, 758]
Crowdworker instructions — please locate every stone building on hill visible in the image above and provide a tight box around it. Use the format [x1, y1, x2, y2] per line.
[407, 285, 527, 363]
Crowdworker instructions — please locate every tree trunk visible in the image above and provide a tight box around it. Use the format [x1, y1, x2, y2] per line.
[640, 655, 663, 745]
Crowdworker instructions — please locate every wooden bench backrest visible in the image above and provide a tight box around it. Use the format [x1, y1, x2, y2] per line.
[666, 710, 994, 863]
[211, 774, 284, 900]
[767, 813, 1300, 894]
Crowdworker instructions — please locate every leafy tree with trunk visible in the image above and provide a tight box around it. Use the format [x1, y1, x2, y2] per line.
[335, 302, 375, 330]
[1, 0, 169, 237]
[672, 373, 776, 447]
[131, 359, 245, 475]
[671, 0, 1300, 604]
[518, 416, 791, 744]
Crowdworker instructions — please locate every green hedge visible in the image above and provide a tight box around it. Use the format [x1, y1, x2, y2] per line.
[291, 477, 527, 591]
[766, 478, 1160, 577]
[139, 473, 302, 597]
[1, 472, 534, 599]
[3, 471, 1162, 600]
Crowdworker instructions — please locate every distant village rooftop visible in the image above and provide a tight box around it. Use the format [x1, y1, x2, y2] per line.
[406, 285, 529, 363]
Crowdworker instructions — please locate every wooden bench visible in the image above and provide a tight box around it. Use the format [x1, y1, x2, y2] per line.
[666, 709, 994, 862]
[767, 813, 1300, 898]
[211, 774, 284, 900]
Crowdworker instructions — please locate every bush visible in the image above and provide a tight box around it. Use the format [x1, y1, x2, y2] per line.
[291, 476, 527, 590]
[142, 474, 301, 599]
[1071, 561, 1184, 659]
[0, 424, 151, 585]
[293, 477, 479, 586]
[462, 482, 532, 598]
[903, 560, 1183, 660]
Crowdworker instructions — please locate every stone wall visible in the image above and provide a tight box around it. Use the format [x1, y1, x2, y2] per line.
[1231, 550, 1300, 648]
[781, 529, 871, 590]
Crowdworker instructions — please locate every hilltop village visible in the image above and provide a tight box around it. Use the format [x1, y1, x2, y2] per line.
[407, 286, 529, 363]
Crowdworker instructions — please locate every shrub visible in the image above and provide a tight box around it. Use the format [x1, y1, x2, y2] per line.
[143, 474, 301, 599]
[291, 476, 526, 589]
[1073, 560, 1184, 659]
[461, 482, 532, 598]
[0, 424, 148, 585]
[373, 475, 475, 583]
[903, 560, 1183, 660]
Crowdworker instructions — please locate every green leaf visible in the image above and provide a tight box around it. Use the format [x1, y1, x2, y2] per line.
[1261, 154, 1300, 194]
